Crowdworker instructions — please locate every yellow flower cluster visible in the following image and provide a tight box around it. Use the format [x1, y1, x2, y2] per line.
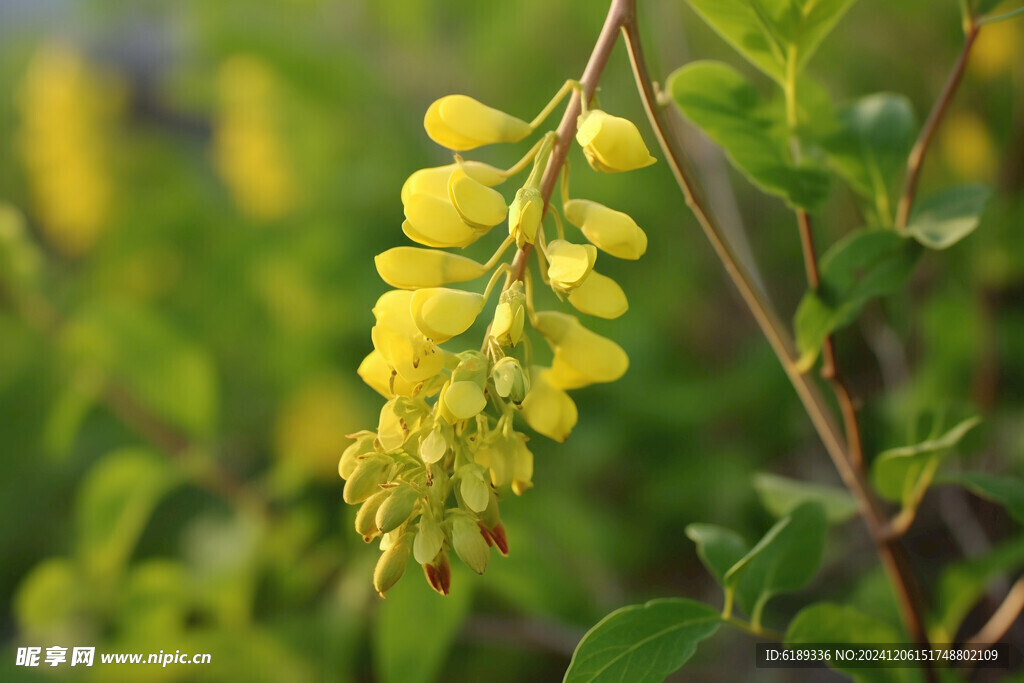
[16, 44, 120, 257]
[341, 84, 655, 596]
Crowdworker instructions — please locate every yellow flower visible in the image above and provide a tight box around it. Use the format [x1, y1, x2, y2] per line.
[567, 271, 628, 319]
[533, 311, 629, 389]
[546, 239, 597, 294]
[576, 110, 656, 173]
[448, 168, 508, 229]
[425, 95, 531, 150]
[563, 199, 648, 259]
[520, 368, 578, 442]
[402, 195, 480, 248]
[370, 290, 445, 384]
[410, 287, 485, 342]
[508, 186, 544, 248]
[374, 247, 487, 290]
[400, 161, 504, 205]
[490, 282, 526, 347]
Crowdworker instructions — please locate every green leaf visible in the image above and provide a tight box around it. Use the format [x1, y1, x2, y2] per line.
[685, 0, 858, 85]
[75, 448, 182, 581]
[564, 598, 721, 683]
[871, 416, 981, 504]
[668, 61, 830, 208]
[786, 603, 917, 683]
[932, 535, 1024, 641]
[374, 568, 472, 683]
[942, 472, 1024, 524]
[753, 473, 858, 523]
[725, 502, 827, 623]
[686, 523, 749, 585]
[823, 93, 916, 224]
[906, 184, 992, 249]
[794, 229, 920, 369]
[13, 558, 84, 635]
[60, 300, 219, 438]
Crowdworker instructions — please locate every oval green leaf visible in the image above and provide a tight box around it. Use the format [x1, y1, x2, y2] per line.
[564, 598, 721, 683]
[753, 472, 858, 524]
[906, 184, 992, 249]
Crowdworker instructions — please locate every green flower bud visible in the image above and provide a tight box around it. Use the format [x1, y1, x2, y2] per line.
[508, 186, 543, 249]
[413, 515, 446, 565]
[459, 464, 490, 513]
[339, 430, 377, 480]
[373, 533, 411, 597]
[376, 484, 421, 534]
[451, 514, 489, 574]
[343, 454, 392, 505]
[442, 380, 487, 421]
[422, 549, 452, 596]
[419, 424, 449, 464]
[491, 357, 529, 404]
[355, 490, 390, 542]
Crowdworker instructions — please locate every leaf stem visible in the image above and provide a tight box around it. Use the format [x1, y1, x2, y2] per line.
[621, 8, 934, 666]
[895, 20, 981, 228]
[725, 616, 784, 642]
[966, 576, 1024, 645]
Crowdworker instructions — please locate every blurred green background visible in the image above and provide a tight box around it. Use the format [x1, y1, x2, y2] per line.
[0, 0, 1022, 680]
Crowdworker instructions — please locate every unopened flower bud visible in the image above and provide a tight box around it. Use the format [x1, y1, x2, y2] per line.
[442, 380, 487, 421]
[376, 484, 421, 534]
[491, 357, 529, 404]
[355, 490, 390, 542]
[563, 199, 647, 260]
[343, 454, 392, 505]
[374, 247, 487, 290]
[339, 430, 377, 480]
[374, 533, 411, 597]
[414, 515, 446, 565]
[509, 186, 543, 249]
[401, 161, 504, 205]
[451, 514, 490, 574]
[490, 282, 526, 346]
[459, 464, 491, 513]
[422, 550, 452, 596]
[576, 109, 656, 173]
[419, 425, 449, 464]
[424, 95, 531, 151]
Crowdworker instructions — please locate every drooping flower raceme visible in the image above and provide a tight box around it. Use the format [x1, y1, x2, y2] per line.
[340, 86, 655, 597]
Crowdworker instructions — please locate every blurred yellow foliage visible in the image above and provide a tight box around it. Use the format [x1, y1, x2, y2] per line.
[274, 376, 362, 477]
[970, 19, 1020, 79]
[214, 56, 298, 222]
[939, 110, 997, 180]
[16, 44, 120, 257]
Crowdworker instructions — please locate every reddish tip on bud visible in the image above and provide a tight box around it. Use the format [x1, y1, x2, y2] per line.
[480, 522, 509, 556]
[423, 551, 452, 596]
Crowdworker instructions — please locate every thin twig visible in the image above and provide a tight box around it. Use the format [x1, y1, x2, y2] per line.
[895, 21, 981, 228]
[966, 577, 1024, 646]
[510, 0, 631, 283]
[621, 9, 934, 661]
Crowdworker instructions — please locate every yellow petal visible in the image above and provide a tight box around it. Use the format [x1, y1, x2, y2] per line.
[567, 270, 628, 319]
[448, 168, 508, 229]
[410, 287, 485, 342]
[425, 95, 531, 151]
[563, 199, 648, 260]
[520, 368, 578, 442]
[443, 380, 487, 420]
[375, 247, 487, 290]
[490, 281, 526, 346]
[576, 110, 656, 173]
[371, 290, 445, 384]
[401, 161, 504, 205]
[533, 311, 628, 389]
[546, 239, 596, 292]
[402, 195, 480, 248]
